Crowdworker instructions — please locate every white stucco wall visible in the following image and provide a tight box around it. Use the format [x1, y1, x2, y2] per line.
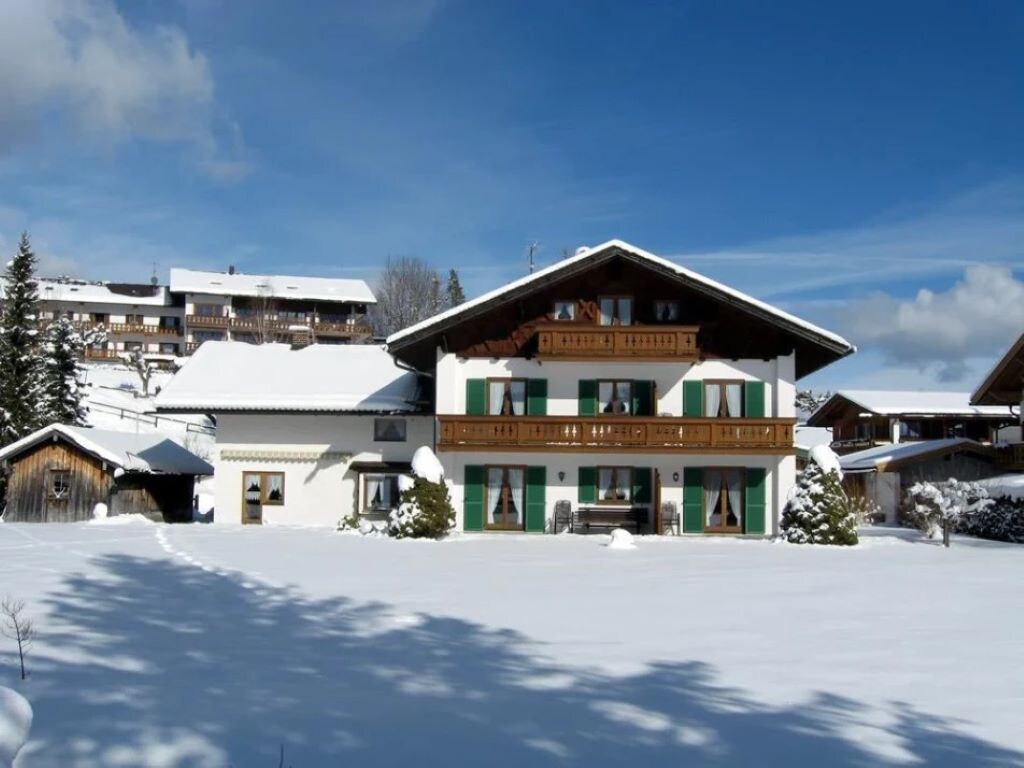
[213, 413, 434, 526]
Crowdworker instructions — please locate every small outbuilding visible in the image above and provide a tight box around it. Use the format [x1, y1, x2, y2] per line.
[0, 424, 213, 523]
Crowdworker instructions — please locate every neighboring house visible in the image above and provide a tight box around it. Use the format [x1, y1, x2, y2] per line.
[840, 438, 1007, 523]
[170, 268, 374, 352]
[387, 239, 854, 536]
[806, 390, 1019, 454]
[0, 424, 212, 523]
[154, 342, 431, 526]
[971, 332, 1024, 471]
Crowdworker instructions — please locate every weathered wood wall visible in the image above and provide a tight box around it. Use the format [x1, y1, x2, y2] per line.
[3, 440, 112, 522]
[111, 474, 195, 523]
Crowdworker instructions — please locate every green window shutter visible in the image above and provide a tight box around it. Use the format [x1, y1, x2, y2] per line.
[745, 468, 767, 534]
[525, 466, 547, 532]
[578, 380, 597, 416]
[682, 467, 704, 532]
[465, 379, 486, 416]
[744, 381, 766, 418]
[683, 380, 704, 417]
[463, 465, 485, 531]
[527, 379, 548, 416]
[633, 467, 653, 504]
[633, 380, 655, 417]
[578, 466, 596, 504]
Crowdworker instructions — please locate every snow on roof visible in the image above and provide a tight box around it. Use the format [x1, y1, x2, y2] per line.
[839, 438, 986, 472]
[1, 279, 172, 306]
[386, 238, 854, 352]
[0, 424, 213, 475]
[813, 390, 1013, 419]
[153, 342, 420, 413]
[170, 268, 376, 305]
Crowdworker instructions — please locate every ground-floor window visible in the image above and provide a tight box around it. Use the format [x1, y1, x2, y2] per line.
[704, 468, 744, 532]
[243, 471, 285, 505]
[486, 465, 525, 530]
[598, 466, 633, 502]
[363, 473, 402, 513]
[49, 469, 71, 500]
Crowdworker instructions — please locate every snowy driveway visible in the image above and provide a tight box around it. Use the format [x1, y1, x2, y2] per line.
[1, 521, 1022, 767]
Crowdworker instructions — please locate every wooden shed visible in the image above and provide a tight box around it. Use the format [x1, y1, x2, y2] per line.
[0, 425, 213, 523]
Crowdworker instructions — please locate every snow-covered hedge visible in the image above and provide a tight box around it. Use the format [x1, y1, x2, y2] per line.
[956, 495, 1024, 543]
[901, 479, 993, 546]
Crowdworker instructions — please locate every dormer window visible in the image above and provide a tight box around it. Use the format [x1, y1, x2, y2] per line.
[599, 297, 632, 326]
[552, 301, 575, 321]
[654, 300, 679, 323]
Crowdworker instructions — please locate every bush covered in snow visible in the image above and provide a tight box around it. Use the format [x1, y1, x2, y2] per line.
[386, 447, 454, 539]
[957, 495, 1024, 543]
[901, 479, 993, 547]
[780, 447, 858, 545]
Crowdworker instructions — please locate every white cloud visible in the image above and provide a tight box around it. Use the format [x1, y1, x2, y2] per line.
[0, 0, 248, 177]
[841, 264, 1024, 382]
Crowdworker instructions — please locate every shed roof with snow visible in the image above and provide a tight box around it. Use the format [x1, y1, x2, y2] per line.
[386, 239, 855, 378]
[838, 438, 996, 473]
[807, 390, 1012, 427]
[0, 424, 213, 475]
[153, 342, 422, 414]
[169, 268, 376, 305]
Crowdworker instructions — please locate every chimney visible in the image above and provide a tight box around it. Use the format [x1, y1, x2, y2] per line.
[228, 265, 236, 275]
[289, 324, 311, 350]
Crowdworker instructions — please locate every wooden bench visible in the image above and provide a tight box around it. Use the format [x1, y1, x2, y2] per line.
[573, 505, 646, 534]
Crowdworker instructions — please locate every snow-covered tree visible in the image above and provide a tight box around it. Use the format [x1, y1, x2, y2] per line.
[0, 233, 43, 443]
[387, 446, 454, 539]
[780, 446, 858, 545]
[38, 316, 97, 426]
[795, 389, 831, 418]
[121, 348, 157, 397]
[904, 479, 994, 547]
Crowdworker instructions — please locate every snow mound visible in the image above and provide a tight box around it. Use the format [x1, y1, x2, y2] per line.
[606, 528, 636, 550]
[0, 687, 32, 768]
[92, 502, 108, 520]
[397, 474, 415, 493]
[411, 446, 444, 484]
[810, 444, 843, 479]
[87, 513, 154, 526]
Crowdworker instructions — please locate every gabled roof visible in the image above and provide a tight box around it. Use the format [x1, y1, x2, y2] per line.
[386, 239, 854, 377]
[807, 390, 1014, 427]
[153, 342, 422, 413]
[0, 425, 213, 475]
[169, 268, 376, 305]
[971, 334, 1024, 407]
[839, 438, 996, 473]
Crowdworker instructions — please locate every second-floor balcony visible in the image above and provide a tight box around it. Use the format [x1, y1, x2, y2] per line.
[438, 415, 795, 453]
[535, 323, 699, 361]
[185, 314, 373, 337]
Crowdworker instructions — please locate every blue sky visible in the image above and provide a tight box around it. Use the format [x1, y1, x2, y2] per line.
[0, 1, 1022, 391]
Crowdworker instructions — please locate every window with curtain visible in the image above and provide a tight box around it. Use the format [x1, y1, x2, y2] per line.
[486, 466, 525, 528]
[654, 300, 680, 322]
[553, 301, 575, 320]
[704, 469, 744, 531]
[363, 474, 402, 511]
[598, 297, 633, 326]
[374, 418, 407, 442]
[598, 467, 633, 503]
[598, 380, 632, 415]
[49, 469, 71, 500]
[487, 380, 526, 416]
[242, 471, 286, 506]
[704, 381, 744, 418]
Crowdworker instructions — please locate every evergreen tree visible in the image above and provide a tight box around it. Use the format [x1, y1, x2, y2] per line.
[445, 268, 466, 307]
[39, 316, 88, 426]
[0, 233, 43, 443]
[781, 457, 859, 545]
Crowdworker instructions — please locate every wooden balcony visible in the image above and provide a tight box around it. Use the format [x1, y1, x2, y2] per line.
[186, 314, 230, 328]
[438, 415, 795, 454]
[313, 320, 374, 337]
[105, 322, 182, 336]
[535, 323, 699, 361]
[83, 348, 121, 360]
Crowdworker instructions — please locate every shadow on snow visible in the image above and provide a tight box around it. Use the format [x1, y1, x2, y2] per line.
[5, 553, 1021, 767]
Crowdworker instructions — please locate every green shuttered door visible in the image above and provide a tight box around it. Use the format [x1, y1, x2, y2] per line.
[464, 465, 484, 531]
[633, 467, 653, 504]
[633, 380, 655, 417]
[525, 466, 546, 532]
[578, 466, 596, 504]
[744, 381, 766, 418]
[466, 379, 486, 416]
[527, 379, 548, 416]
[745, 468, 767, 534]
[683, 380, 704, 417]
[683, 467, 703, 532]
[578, 380, 597, 416]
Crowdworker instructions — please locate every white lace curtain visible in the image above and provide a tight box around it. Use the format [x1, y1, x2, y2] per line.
[509, 469, 524, 521]
[705, 384, 721, 418]
[487, 468, 503, 523]
[365, 475, 382, 509]
[726, 470, 743, 525]
[725, 384, 743, 417]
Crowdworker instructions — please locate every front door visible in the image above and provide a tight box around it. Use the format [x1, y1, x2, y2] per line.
[242, 472, 263, 525]
[486, 466, 524, 530]
[704, 469, 743, 533]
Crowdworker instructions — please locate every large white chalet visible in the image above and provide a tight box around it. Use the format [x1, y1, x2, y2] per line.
[387, 239, 854, 536]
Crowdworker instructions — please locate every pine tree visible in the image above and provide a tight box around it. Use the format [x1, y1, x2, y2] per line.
[0, 233, 44, 444]
[445, 268, 466, 308]
[39, 316, 88, 426]
[781, 459, 859, 545]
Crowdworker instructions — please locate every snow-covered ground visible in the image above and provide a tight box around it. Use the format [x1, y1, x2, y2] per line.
[1, 524, 1022, 767]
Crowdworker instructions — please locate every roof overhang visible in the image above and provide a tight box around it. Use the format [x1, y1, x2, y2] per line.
[971, 334, 1024, 407]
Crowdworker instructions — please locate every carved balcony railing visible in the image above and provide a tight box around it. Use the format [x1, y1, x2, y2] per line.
[438, 416, 795, 453]
[535, 323, 699, 361]
[186, 314, 230, 328]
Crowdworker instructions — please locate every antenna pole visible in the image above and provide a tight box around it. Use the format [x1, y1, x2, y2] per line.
[527, 242, 539, 274]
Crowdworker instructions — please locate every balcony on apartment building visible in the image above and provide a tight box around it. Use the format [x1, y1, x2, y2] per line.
[185, 311, 372, 337]
[535, 322, 699, 361]
[437, 415, 795, 453]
